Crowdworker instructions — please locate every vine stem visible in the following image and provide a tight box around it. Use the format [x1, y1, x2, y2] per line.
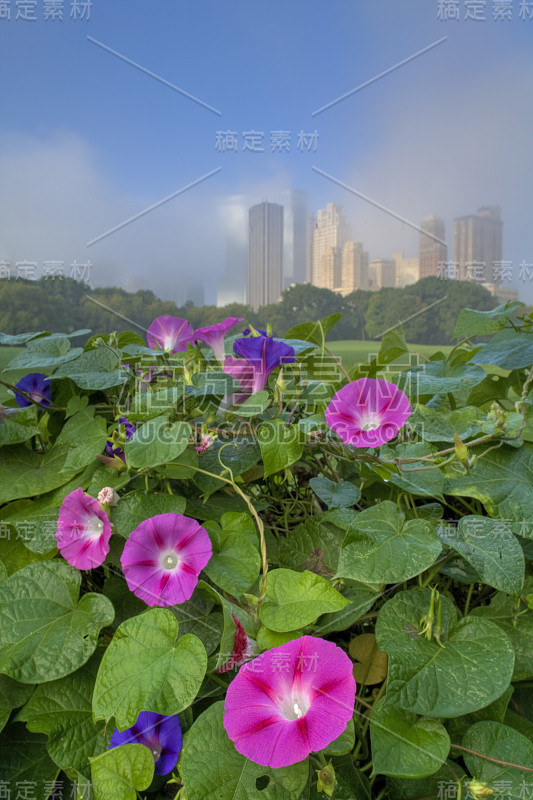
[185, 464, 269, 611]
[450, 744, 533, 773]
[324, 346, 352, 383]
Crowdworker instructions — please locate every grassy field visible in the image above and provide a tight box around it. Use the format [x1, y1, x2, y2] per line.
[327, 340, 452, 373]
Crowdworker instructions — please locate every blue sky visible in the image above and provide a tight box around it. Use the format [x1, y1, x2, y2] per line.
[1, 0, 532, 306]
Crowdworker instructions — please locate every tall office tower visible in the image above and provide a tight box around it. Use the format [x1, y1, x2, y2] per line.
[283, 190, 309, 285]
[217, 196, 248, 307]
[312, 203, 351, 290]
[247, 202, 284, 311]
[419, 214, 447, 279]
[453, 206, 503, 283]
[341, 241, 369, 294]
[370, 259, 396, 290]
[393, 251, 420, 288]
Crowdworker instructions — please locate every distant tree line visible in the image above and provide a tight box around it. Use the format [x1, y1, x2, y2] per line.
[0, 276, 506, 345]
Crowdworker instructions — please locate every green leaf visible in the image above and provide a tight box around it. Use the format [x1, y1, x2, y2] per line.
[278, 516, 345, 574]
[408, 404, 482, 443]
[444, 443, 533, 528]
[336, 502, 442, 583]
[438, 516, 524, 594]
[380, 443, 445, 499]
[370, 700, 450, 778]
[127, 385, 184, 421]
[459, 721, 533, 799]
[3, 335, 82, 370]
[170, 594, 223, 656]
[375, 589, 515, 717]
[285, 313, 342, 345]
[0, 442, 88, 504]
[0, 330, 50, 345]
[92, 607, 206, 729]
[90, 744, 154, 800]
[470, 329, 533, 369]
[398, 361, 486, 397]
[453, 302, 522, 339]
[324, 717, 355, 757]
[385, 762, 466, 800]
[258, 419, 304, 477]
[193, 437, 261, 498]
[52, 347, 128, 390]
[110, 490, 187, 538]
[0, 560, 114, 683]
[124, 415, 191, 469]
[255, 626, 302, 650]
[55, 407, 108, 472]
[204, 519, 261, 596]
[0, 675, 34, 733]
[378, 326, 408, 364]
[65, 394, 89, 417]
[0, 404, 40, 445]
[180, 701, 308, 800]
[0, 531, 56, 573]
[16, 651, 108, 773]
[0, 723, 59, 786]
[259, 569, 348, 632]
[470, 586, 533, 680]
[228, 390, 271, 417]
[313, 581, 379, 635]
[309, 477, 361, 508]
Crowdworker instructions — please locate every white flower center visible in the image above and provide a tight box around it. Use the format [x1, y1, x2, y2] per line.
[280, 691, 310, 721]
[163, 335, 175, 351]
[162, 552, 179, 570]
[86, 516, 104, 537]
[361, 417, 380, 431]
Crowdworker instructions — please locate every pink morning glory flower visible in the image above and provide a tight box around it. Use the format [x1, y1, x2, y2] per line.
[56, 487, 112, 570]
[224, 335, 295, 400]
[223, 635, 356, 768]
[120, 513, 212, 607]
[193, 317, 244, 364]
[325, 377, 411, 448]
[109, 711, 182, 776]
[14, 373, 51, 408]
[147, 316, 194, 354]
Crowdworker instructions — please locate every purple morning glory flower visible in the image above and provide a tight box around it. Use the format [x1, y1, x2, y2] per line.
[14, 373, 51, 408]
[241, 327, 268, 336]
[105, 417, 136, 461]
[109, 711, 182, 776]
[193, 317, 244, 364]
[224, 335, 295, 398]
[147, 316, 194, 354]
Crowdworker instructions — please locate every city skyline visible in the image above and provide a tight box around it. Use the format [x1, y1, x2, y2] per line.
[1, 1, 531, 307]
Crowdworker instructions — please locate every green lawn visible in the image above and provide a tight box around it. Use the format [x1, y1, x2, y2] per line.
[328, 340, 452, 373]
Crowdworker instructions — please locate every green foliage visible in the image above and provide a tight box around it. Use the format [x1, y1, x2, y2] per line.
[1, 301, 532, 799]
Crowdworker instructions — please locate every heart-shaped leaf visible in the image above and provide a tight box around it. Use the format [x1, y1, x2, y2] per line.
[259, 569, 348, 632]
[370, 700, 450, 778]
[375, 590, 515, 717]
[92, 607, 206, 729]
[0, 560, 114, 683]
[336, 502, 442, 583]
[90, 744, 154, 800]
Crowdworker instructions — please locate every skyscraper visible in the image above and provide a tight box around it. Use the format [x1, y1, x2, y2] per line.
[370, 259, 396, 290]
[312, 203, 351, 291]
[283, 190, 310, 284]
[453, 206, 503, 283]
[419, 214, 447, 279]
[341, 241, 369, 294]
[247, 202, 283, 311]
